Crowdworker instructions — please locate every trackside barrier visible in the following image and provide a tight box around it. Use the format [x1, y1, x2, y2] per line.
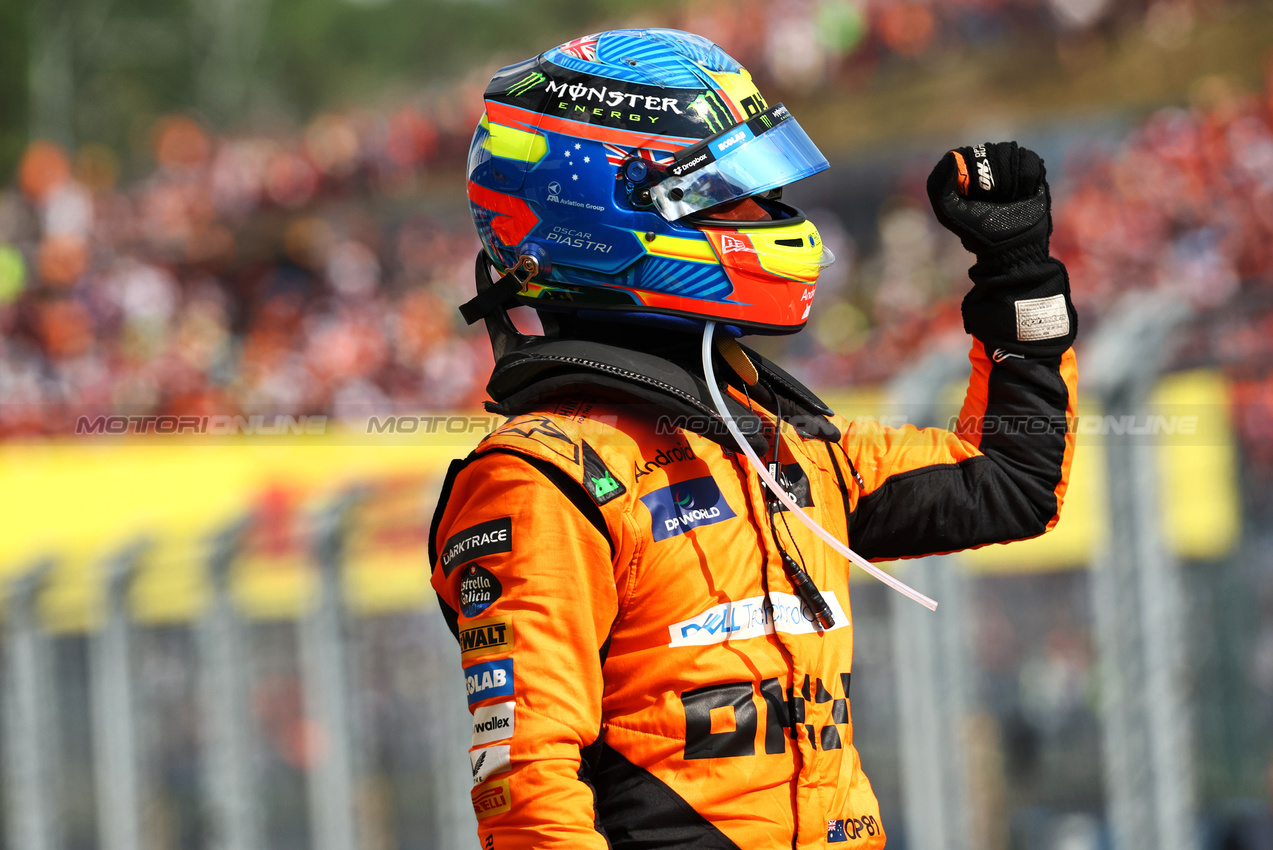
[1084, 292, 1199, 850]
[2, 560, 60, 850]
[301, 493, 361, 850]
[888, 343, 976, 850]
[200, 520, 259, 850]
[0, 484, 481, 850]
[91, 540, 147, 850]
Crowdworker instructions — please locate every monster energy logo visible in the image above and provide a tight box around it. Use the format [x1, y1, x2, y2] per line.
[689, 92, 730, 133]
[759, 114, 772, 129]
[507, 72, 545, 97]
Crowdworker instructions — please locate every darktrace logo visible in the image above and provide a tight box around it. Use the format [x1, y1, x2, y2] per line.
[634, 442, 698, 481]
[441, 518, 512, 577]
[640, 475, 737, 541]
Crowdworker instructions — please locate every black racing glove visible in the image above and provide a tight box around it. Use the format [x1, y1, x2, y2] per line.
[927, 142, 1076, 357]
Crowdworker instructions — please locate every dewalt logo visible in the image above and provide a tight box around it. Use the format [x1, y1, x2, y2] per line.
[460, 616, 514, 659]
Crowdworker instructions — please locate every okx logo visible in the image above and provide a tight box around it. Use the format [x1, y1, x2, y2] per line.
[641, 476, 737, 541]
[465, 659, 514, 706]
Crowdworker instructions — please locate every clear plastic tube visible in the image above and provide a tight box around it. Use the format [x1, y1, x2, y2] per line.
[701, 321, 939, 612]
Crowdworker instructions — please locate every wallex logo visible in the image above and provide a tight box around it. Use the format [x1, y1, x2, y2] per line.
[640, 475, 737, 542]
[471, 700, 515, 747]
[459, 616, 513, 659]
[472, 778, 511, 820]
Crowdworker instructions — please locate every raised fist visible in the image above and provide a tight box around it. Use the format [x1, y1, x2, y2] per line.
[926, 142, 1051, 269]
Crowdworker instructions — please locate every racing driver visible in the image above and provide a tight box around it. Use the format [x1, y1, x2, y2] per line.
[430, 28, 1077, 850]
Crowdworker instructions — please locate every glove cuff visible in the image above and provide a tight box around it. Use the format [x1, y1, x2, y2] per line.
[961, 257, 1077, 356]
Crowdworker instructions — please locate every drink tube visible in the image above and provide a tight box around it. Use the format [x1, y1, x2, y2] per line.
[701, 321, 939, 612]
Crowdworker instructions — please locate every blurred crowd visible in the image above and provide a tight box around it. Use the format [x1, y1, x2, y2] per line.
[796, 62, 1273, 392]
[2, 5, 1273, 438]
[653, 0, 1243, 91]
[0, 107, 493, 436]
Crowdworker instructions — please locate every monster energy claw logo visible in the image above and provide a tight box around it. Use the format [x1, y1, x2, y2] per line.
[689, 92, 729, 133]
[507, 72, 545, 97]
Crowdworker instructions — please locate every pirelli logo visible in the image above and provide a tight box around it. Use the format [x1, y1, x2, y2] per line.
[472, 778, 511, 819]
[460, 616, 513, 659]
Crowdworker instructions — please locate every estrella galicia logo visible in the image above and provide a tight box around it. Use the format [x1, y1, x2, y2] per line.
[464, 658, 514, 707]
[441, 517, 512, 577]
[460, 564, 502, 617]
[641, 476, 737, 542]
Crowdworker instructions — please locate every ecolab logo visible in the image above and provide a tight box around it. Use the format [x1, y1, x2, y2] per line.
[464, 659, 514, 706]
[717, 130, 747, 152]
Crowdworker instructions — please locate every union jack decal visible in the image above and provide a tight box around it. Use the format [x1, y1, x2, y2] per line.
[558, 34, 600, 61]
[602, 144, 676, 168]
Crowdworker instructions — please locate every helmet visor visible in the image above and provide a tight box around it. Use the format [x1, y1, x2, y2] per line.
[649, 104, 829, 220]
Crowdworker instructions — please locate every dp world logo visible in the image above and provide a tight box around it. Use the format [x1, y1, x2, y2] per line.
[672, 482, 701, 510]
[641, 475, 737, 541]
[548, 181, 562, 196]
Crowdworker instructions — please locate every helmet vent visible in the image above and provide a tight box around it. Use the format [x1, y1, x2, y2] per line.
[774, 238, 806, 247]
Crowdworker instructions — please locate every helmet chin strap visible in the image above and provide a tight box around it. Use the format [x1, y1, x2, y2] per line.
[700, 321, 939, 612]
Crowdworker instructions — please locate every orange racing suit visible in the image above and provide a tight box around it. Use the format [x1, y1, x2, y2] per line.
[430, 338, 1077, 849]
